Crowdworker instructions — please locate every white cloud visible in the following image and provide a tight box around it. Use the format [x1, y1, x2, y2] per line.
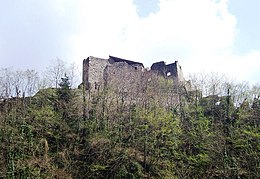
[66, 0, 258, 83]
[228, 51, 260, 83]
[70, 0, 138, 60]
[1, 0, 258, 83]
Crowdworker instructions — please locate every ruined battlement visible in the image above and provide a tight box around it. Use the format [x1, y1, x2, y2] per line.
[151, 61, 184, 81]
[82, 56, 190, 92]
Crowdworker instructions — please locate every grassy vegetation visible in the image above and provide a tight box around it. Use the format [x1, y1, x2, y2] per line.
[0, 80, 259, 178]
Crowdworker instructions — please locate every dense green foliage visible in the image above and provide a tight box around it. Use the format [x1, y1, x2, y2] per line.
[0, 80, 259, 178]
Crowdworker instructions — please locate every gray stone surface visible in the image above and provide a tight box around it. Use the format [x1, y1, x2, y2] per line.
[82, 56, 190, 93]
[151, 61, 185, 82]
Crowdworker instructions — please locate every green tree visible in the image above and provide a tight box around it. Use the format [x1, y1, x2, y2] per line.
[57, 74, 71, 102]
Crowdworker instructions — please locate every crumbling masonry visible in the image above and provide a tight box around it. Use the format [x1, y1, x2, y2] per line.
[83, 55, 190, 93]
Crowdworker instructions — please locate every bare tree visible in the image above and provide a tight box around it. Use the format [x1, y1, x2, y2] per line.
[13, 70, 25, 97]
[23, 69, 39, 96]
[251, 83, 260, 99]
[0, 68, 41, 99]
[189, 72, 208, 96]
[0, 68, 14, 98]
[45, 58, 66, 88]
[37, 77, 51, 90]
[67, 62, 80, 88]
[189, 72, 231, 96]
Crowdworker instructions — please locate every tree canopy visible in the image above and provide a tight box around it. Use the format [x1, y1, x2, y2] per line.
[0, 70, 259, 178]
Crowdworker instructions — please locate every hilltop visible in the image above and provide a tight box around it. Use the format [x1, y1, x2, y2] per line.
[0, 64, 259, 178]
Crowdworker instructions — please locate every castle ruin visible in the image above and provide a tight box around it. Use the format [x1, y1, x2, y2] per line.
[82, 55, 189, 92]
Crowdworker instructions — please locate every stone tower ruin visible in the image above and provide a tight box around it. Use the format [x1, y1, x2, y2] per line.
[151, 61, 185, 82]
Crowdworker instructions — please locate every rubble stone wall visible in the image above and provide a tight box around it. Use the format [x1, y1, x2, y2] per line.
[82, 56, 190, 93]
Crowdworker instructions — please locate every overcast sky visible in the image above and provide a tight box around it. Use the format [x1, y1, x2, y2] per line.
[0, 0, 259, 83]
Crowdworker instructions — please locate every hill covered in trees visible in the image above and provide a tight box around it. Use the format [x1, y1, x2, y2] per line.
[0, 62, 259, 178]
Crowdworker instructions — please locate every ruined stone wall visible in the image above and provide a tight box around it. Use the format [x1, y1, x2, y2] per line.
[175, 61, 185, 82]
[150, 61, 185, 82]
[82, 56, 191, 100]
[82, 56, 192, 112]
[104, 62, 143, 93]
[103, 62, 180, 108]
[82, 58, 89, 89]
[83, 56, 145, 91]
[83, 56, 109, 90]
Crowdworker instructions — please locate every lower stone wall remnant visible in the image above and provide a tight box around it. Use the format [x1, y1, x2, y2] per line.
[82, 55, 191, 107]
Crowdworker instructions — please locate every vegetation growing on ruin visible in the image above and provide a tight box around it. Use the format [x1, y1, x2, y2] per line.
[0, 64, 259, 178]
